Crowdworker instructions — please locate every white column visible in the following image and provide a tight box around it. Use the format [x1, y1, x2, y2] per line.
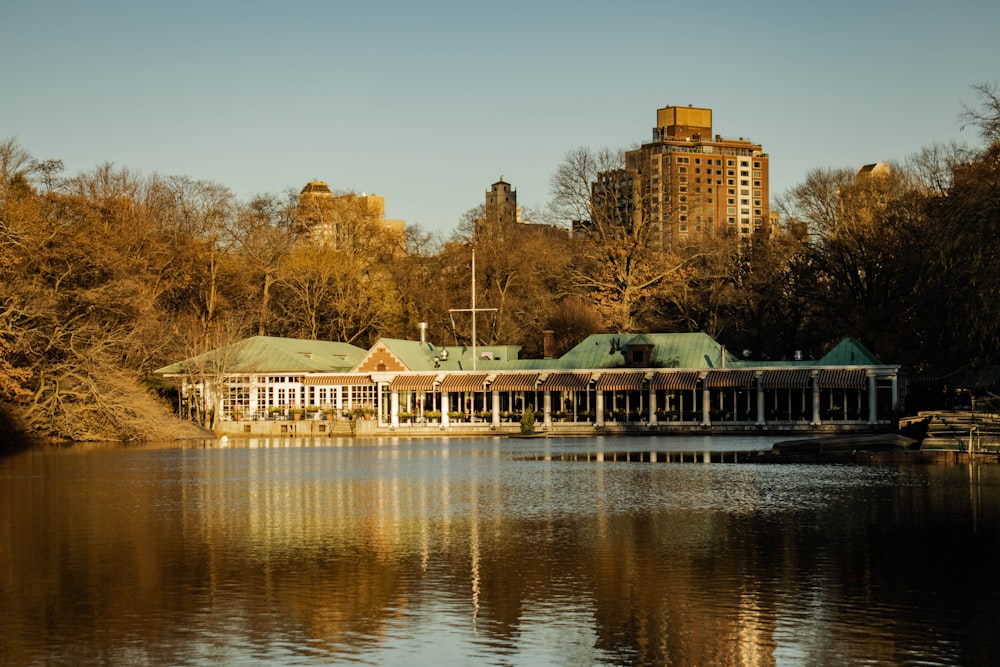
[702, 384, 711, 426]
[891, 374, 899, 413]
[648, 386, 658, 426]
[811, 373, 821, 425]
[543, 391, 552, 427]
[391, 390, 399, 428]
[441, 393, 450, 428]
[492, 391, 500, 428]
[868, 372, 877, 424]
[596, 391, 605, 427]
[756, 375, 765, 426]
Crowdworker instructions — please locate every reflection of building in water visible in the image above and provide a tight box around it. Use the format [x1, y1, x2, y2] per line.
[296, 181, 405, 251]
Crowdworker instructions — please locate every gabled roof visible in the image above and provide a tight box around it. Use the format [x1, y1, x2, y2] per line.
[356, 338, 522, 372]
[817, 338, 883, 366]
[155, 336, 367, 376]
[554, 332, 733, 370]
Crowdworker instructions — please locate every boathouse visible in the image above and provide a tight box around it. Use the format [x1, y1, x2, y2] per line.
[155, 332, 905, 436]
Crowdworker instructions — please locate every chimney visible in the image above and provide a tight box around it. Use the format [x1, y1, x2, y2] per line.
[419, 321, 427, 344]
[543, 330, 555, 359]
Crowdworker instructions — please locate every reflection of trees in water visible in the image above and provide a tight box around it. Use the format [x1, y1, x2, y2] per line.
[5, 450, 1000, 664]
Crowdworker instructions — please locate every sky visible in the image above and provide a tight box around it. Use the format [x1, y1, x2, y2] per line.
[3, 1, 998, 236]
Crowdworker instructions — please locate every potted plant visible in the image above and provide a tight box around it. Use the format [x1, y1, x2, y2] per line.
[425, 410, 441, 422]
[398, 411, 415, 423]
[289, 408, 304, 421]
[231, 408, 243, 421]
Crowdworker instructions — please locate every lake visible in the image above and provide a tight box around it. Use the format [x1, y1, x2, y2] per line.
[2, 435, 999, 666]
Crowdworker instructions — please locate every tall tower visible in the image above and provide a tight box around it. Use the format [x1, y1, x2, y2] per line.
[625, 105, 770, 249]
[484, 178, 519, 226]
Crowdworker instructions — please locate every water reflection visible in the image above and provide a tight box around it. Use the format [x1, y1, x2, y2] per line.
[2, 436, 1000, 665]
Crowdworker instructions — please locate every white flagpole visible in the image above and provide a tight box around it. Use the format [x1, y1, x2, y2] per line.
[472, 248, 476, 371]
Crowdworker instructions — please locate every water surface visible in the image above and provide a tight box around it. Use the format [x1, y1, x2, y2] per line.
[2, 435, 999, 665]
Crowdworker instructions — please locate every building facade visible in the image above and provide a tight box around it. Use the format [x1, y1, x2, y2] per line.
[157, 333, 906, 437]
[296, 181, 405, 249]
[623, 105, 771, 249]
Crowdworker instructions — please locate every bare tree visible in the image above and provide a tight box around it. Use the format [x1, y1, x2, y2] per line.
[960, 81, 1000, 146]
[549, 146, 688, 332]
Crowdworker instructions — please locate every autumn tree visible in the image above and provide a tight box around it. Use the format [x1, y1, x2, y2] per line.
[549, 147, 688, 332]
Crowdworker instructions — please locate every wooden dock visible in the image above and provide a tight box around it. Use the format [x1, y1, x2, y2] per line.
[521, 449, 1000, 465]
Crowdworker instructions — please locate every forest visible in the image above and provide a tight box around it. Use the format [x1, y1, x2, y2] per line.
[1, 84, 999, 444]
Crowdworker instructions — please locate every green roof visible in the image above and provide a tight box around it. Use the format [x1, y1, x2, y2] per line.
[553, 332, 733, 370]
[155, 336, 367, 376]
[366, 338, 523, 371]
[817, 338, 883, 366]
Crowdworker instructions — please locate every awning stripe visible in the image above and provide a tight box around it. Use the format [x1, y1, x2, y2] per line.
[817, 369, 868, 389]
[540, 372, 592, 390]
[388, 375, 437, 391]
[705, 370, 755, 388]
[649, 371, 700, 391]
[490, 373, 540, 391]
[761, 369, 813, 389]
[438, 373, 488, 392]
[303, 374, 373, 386]
[595, 371, 645, 391]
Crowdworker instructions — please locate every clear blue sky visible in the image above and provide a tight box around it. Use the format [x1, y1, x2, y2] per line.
[3, 1, 998, 235]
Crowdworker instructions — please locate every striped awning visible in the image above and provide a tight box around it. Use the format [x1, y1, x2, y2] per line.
[705, 370, 755, 388]
[650, 371, 700, 391]
[540, 372, 592, 390]
[595, 371, 645, 391]
[761, 369, 813, 389]
[490, 373, 540, 391]
[388, 375, 437, 391]
[438, 373, 488, 392]
[817, 369, 868, 389]
[303, 374, 373, 386]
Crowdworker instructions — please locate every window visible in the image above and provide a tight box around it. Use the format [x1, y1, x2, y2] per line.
[753, 170, 761, 178]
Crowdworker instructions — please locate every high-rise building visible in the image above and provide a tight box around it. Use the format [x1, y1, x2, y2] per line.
[296, 181, 405, 249]
[623, 105, 771, 249]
